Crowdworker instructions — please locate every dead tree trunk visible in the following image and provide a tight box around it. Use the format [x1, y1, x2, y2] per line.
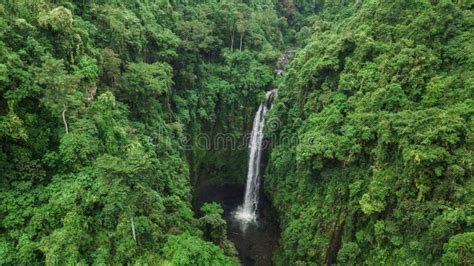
[131, 217, 137, 242]
[62, 105, 69, 134]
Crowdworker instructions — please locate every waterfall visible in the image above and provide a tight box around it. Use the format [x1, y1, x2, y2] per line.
[235, 89, 277, 223]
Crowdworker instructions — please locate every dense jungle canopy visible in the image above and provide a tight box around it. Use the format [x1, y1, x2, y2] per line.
[0, 0, 473, 265]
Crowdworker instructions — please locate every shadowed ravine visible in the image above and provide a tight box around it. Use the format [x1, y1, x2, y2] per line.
[193, 50, 293, 265]
[192, 92, 280, 265]
[192, 98, 280, 265]
[193, 184, 280, 266]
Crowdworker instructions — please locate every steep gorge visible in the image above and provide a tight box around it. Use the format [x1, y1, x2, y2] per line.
[0, 0, 473, 265]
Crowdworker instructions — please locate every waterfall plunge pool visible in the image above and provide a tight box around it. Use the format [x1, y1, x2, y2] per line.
[193, 184, 280, 266]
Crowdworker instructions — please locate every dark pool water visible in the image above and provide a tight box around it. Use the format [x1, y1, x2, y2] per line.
[193, 185, 280, 266]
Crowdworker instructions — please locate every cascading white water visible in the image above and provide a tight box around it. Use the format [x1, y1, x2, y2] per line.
[235, 89, 277, 223]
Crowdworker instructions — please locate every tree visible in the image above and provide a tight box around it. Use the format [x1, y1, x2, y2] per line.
[162, 233, 238, 266]
[236, 4, 252, 51]
[120, 62, 172, 119]
[35, 55, 80, 134]
[442, 232, 474, 265]
[199, 203, 226, 244]
[99, 48, 121, 90]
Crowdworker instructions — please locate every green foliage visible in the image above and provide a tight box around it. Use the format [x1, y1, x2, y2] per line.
[120, 62, 172, 119]
[337, 242, 360, 265]
[199, 203, 238, 257]
[6, 0, 470, 265]
[162, 233, 238, 266]
[442, 232, 474, 265]
[0, 0, 285, 264]
[266, 0, 474, 265]
[0, 110, 28, 141]
[201, 202, 224, 216]
[38, 6, 74, 33]
[35, 54, 80, 116]
[0, 1, 288, 265]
